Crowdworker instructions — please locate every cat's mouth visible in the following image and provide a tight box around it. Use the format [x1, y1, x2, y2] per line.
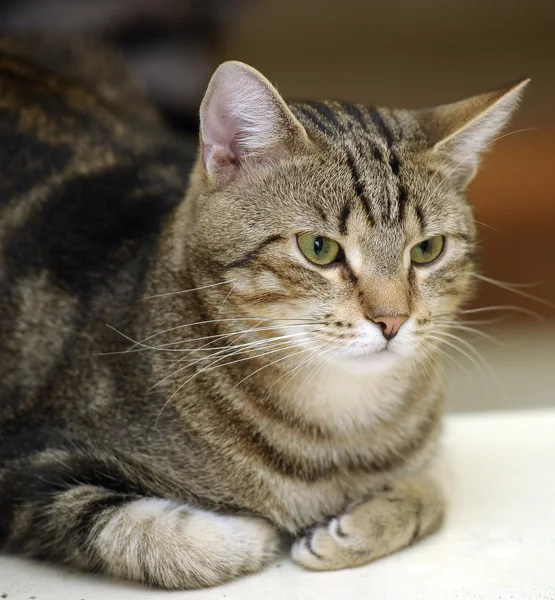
[348, 347, 392, 359]
[337, 345, 399, 369]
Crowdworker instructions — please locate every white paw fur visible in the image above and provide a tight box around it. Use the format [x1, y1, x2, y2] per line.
[94, 498, 279, 589]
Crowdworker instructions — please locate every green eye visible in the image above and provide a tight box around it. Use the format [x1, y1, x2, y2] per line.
[297, 233, 341, 266]
[410, 235, 445, 265]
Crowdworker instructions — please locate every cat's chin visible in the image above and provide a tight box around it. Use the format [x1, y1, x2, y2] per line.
[335, 348, 401, 374]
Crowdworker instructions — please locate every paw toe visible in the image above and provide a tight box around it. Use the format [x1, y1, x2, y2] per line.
[292, 524, 353, 571]
[292, 530, 326, 570]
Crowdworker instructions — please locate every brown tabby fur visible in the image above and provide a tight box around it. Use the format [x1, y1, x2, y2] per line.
[0, 34, 527, 589]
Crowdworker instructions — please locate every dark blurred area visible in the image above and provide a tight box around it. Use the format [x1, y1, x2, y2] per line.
[0, 1, 553, 407]
[0, 0, 246, 132]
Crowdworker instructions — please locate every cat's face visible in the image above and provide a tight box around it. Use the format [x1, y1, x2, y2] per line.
[189, 63, 526, 373]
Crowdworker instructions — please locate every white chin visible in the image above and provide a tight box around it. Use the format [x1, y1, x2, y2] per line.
[336, 348, 400, 374]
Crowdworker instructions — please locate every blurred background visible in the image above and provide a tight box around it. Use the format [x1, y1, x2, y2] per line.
[1, 0, 553, 412]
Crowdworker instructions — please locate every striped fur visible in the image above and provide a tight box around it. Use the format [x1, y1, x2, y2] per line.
[0, 39, 527, 589]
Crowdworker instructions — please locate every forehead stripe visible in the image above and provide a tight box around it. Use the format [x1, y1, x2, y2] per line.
[309, 101, 344, 134]
[338, 202, 351, 235]
[339, 101, 370, 132]
[370, 107, 394, 147]
[345, 150, 375, 226]
[293, 104, 334, 136]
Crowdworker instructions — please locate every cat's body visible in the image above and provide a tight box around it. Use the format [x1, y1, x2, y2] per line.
[0, 34, 526, 589]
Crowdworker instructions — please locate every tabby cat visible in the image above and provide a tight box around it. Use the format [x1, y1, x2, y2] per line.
[0, 34, 527, 590]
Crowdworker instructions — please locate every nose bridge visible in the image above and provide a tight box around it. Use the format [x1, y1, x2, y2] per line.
[358, 274, 410, 319]
[355, 229, 410, 318]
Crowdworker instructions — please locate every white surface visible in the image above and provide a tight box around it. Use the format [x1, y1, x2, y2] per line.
[1, 409, 555, 600]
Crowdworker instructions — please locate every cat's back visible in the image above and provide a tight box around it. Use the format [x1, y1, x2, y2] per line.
[0, 32, 193, 235]
[0, 34, 194, 419]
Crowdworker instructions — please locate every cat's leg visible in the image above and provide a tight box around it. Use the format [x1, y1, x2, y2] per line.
[292, 469, 445, 571]
[0, 452, 279, 589]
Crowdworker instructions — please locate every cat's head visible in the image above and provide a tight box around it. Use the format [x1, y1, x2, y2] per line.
[186, 62, 527, 372]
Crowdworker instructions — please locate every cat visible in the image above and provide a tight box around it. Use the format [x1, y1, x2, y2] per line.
[0, 33, 527, 590]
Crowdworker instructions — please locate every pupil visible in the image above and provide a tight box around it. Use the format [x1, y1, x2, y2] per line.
[314, 236, 324, 255]
[419, 240, 430, 253]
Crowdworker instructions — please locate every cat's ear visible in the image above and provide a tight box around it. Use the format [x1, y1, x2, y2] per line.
[199, 61, 309, 186]
[415, 78, 529, 188]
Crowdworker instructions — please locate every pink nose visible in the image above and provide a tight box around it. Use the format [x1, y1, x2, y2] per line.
[371, 315, 408, 341]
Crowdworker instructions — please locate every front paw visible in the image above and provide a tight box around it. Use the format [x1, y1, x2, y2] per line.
[291, 512, 368, 571]
[292, 479, 444, 571]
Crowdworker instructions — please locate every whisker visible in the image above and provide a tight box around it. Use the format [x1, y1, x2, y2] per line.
[295, 343, 339, 396]
[429, 330, 505, 400]
[279, 343, 332, 395]
[132, 317, 323, 350]
[222, 343, 318, 401]
[475, 275, 544, 289]
[434, 322, 504, 346]
[432, 329, 493, 359]
[161, 319, 274, 371]
[263, 341, 332, 400]
[460, 305, 545, 321]
[456, 317, 506, 326]
[474, 274, 554, 309]
[150, 322, 319, 350]
[216, 281, 237, 318]
[473, 219, 506, 234]
[162, 321, 271, 366]
[419, 337, 471, 377]
[99, 322, 321, 356]
[414, 342, 441, 379]
[152, 333, 314, 389]
[161, 330, 320, 375]
[205, 341, 313, 375]
[427, 333, 490, 388]
[412, 352, 433, 382]
[154, 344, 314, 430]
[139, 279, 236, 301]
[154, 340, 310, 429]
[433, 311, 508, 326]
[219, 319, 271, 355]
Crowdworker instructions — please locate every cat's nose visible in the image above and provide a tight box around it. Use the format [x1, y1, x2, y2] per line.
[371, 315, 408, 341]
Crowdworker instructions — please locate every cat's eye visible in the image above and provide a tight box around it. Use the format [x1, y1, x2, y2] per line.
[410, 235, 445, 265]
[297, 233, 341, 266]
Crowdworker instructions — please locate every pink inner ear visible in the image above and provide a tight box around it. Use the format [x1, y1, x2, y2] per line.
[202, 143, 237, 168]
[202, 142, 239, 185]
[200, 62, 302, 184]
[201, 87, 245, 179]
